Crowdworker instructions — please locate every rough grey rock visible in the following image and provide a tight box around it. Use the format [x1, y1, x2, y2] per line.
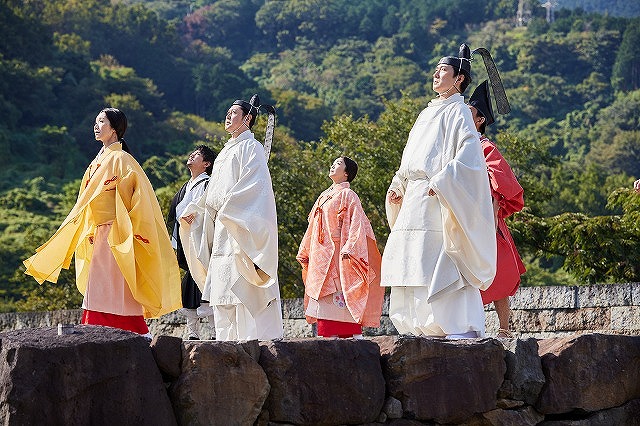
[540, 398, 640, 425]
[482, 406, 544, 426]
[499, 338, 545, 405]
[536, 334, 640, 414]
[383, 396, 404, 419]
[0, 326, 176, 426]
[150, 334, 183, 381]
[375, 335, 505, 424]
[169, 340, 268, 426]
[259, 338, 385, 425]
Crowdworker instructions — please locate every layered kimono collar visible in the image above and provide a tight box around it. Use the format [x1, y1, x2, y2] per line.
[226, 129, 254, 146]
[428, 93, 464, 107]
[96, 141, 122, 161]
[332, 181, 350, 190]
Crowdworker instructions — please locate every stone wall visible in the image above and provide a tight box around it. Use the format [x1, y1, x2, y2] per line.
[1, 327, 639, 425]
[1, 283, 638, 339]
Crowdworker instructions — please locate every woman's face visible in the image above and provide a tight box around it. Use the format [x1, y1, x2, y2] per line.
[94, 112, 117, 144]
[432, 64, 458, 96]
[225, 105, 248, 134]
[328, 157, 348, 184]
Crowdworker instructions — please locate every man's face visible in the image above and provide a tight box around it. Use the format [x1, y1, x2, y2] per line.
[225, 105, 248, 133]
[186, 150, 209, 173]
[432, 64, 458, 95]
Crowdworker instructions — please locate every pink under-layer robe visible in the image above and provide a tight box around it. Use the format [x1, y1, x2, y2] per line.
[480, 136, 526, 304]
[297, 182, 384, 328]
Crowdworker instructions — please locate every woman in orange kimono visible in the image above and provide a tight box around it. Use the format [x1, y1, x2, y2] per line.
[297, 157, 384, 338]
[24, 108, 181, 336]
[469, 81, 526, 338]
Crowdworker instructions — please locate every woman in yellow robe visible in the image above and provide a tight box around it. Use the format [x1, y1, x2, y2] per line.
[23, 108, 181, 335]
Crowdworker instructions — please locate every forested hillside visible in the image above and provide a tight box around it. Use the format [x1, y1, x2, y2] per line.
[1, 0, 639, 311]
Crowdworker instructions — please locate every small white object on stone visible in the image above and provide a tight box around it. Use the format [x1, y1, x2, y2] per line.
[57, 323, 75, 335]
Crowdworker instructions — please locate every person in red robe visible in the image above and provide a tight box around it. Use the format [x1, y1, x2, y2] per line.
[469, 81, 526, 338]
[297, 156, 384, 338]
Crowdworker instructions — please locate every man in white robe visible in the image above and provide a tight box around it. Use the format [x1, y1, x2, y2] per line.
[382, 44, 497, 339]
[180, 95, 284, 341]
[167, 145, 216, 339]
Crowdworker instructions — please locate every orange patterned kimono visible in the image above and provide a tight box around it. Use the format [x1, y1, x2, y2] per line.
[297, 182, 384, 328]
[23, 143, 181, 320]
[480, 137, 526, 304]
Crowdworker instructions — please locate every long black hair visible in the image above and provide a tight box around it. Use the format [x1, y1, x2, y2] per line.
[342, 156, 358, 182]
[101, 107, 131, 154]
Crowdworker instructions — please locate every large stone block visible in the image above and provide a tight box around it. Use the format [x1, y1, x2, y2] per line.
[611, 306, 640, 332]
[365, 315, 397, 336]
[147, 312, 215, 340]
[511, 309, 556, 332]
[553, 308, 609, 331]
[576, 283, 632, 308]
[260, 338, 385, 425]
[283, 318, 314, 338]
[511, 286, 576, 310]
[632, 282, 640, 305]
[0, 309, 81, 331]
[499, 338, 545, 405]
[0, 326, 176, 425]
[536, 334, 640, 414]
[482, 406, 544, 426]
[540, 398, 640, 425]
[151, 335, 183, 381]
[376, 335, 506, 424]
[281, 298, 305, 319]
[169, 340, 268, 426]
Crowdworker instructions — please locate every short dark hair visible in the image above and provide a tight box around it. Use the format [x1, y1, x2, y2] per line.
[342, 156, 358, 182]
[474, 108, 487, 134]
[234, 95, 260, 129]
[452, 69, 472, 94]
[194, 144, 216, 175]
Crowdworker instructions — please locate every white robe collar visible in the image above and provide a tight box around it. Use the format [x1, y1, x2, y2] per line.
[226, 129, 254, 147]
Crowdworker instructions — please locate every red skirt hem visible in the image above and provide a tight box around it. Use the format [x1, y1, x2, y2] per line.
[81, 309, 149, 335]
[317, 319, 362, 338]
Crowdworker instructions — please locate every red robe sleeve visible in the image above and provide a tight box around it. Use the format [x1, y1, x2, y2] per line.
[482, 138, 524, 218]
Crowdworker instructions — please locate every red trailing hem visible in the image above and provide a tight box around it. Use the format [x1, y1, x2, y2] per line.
[82, 309, 149, 335]
[317, 319, 362, 338]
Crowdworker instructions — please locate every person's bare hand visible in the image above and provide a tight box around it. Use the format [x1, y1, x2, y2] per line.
[388, 190, 402, 204]
[182, 213, 195, 224]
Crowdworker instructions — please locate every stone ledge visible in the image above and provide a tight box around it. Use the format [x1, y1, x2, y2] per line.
[2, 329, 639, 425]
[0, 284, 638, 340]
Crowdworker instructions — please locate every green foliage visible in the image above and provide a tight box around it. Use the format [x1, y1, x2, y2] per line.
[612, 20, 640, 91]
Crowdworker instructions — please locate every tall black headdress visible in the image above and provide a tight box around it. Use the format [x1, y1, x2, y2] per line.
[437, 44, 510, 115]
[470, 47, 510, 115]
[232, 94, 276, 161]
[469, 80, 495, 126]
[438, 43, 472, 78]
